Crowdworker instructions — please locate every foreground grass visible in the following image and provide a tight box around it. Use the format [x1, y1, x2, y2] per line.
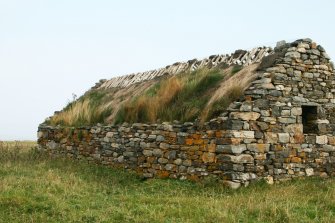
[0, 142, 334, 223]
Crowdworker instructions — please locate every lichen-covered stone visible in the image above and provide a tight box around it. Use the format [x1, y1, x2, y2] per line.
[230, 112, 261, 121]
[216, 144, 247, 154]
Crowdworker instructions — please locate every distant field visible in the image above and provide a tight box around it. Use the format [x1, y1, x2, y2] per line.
[0, 141, 334, 223]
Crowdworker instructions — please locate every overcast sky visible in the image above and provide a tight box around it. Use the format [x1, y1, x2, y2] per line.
[1, 0, 334, 140]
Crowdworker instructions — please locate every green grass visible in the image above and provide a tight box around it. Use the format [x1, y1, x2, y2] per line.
[115, 68, 226, 124]
[206, 86, 244, 120]
[231, 65, 243, 75]
[1, 141, 334, 222]
[46, 90, 113, 127]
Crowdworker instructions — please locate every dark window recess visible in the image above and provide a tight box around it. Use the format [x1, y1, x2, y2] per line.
[302, 106, 318, 134]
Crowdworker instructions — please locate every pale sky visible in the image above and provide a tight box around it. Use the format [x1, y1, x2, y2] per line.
[1, 0, 334, 140]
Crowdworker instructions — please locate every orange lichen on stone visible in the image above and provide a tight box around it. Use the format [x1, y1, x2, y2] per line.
[215, 131, 222, 138]
[207, 143, 216, 152]
[185, 138, 193, 145]
[328, 136, 335, 145]
[157, 171, 170, 178]
[293, 134, 304, 143]
[193, 139, 204, 145]
[291, 157, 302, 163]
[202, 152, 216, 163]
[192, 134, 201, 140]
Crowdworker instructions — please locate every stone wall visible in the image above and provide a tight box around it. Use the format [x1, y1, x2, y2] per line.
[38, 38, 335, 188]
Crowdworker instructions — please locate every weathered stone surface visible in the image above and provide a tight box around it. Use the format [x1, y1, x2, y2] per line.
[174, 158, 183, 165]
[316, 135, 328, 145]
[247, 144, 270, 153]
[223, 180, 241, 189]
[202, 152, 216, 163]
[322, 145, 335, 152]
[278, 117, 296, 124]
[278, 133, 290, 143]
[216, 144, 247, 154]
[158, 158, 168, 164]
[291, 107, 302, 116]
[153, 149, 163, 157]
[156, 135, 164, 141]
[165, 164, 176, 171]
[231, 131, 255, 139]
[230, 112, 261, 121]
[305, 168, 314, 176]
[264, 132, 278, 143]
[218, 154, 254, 164]
[285, 51, 300, 59]
[46, 141, 58, 150]
[303, 72, 314, 78]
[143, 150, 153, 156]
[283, 124, 303, 134]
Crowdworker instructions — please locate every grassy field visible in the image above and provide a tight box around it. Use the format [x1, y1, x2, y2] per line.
[0, 141, 335, 223]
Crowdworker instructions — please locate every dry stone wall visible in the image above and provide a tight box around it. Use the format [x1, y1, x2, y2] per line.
[38, 38, 335, 188]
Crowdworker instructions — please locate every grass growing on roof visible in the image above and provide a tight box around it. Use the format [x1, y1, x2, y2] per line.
[206, 86, 244, 120]
[1, 141, 335, 222]
[115, 68, 226, 124]
[47, 90, 113, 127]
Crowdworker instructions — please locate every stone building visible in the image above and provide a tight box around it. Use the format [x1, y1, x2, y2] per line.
[38, 38, 335, 188]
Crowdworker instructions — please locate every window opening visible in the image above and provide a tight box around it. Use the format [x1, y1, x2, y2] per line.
[302, 106, 318, 134]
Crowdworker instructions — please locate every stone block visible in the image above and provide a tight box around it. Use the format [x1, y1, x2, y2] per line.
[264, 132, 278, 143]
[257, 122, 269, 131]
[46, 141, 58, 150]
[143, 150, 153, 156]
[117, 156, 124, 162]
[230, 112, 261, 121]
[322, 145, 335, 152]
[218, 154, 253, 164]
[231, 131, 255, 138]
[247, 144, 270, 153]
[165, 164, 176, 171]
[106, 132, 114, 138]
[153, 149, 163, 157]
[202, 152, 216, 163]
[278, 117, 296, 124]
[158, 158, 168, 164]
[165, 150, 177, 159]
[265, 176, 274, 185]
[291, 157, 302, 163]
[183, 160, 192, 167]
[207, 143, 216, 152]
[159, 143, 170, 149]
[283, 124, 303, 134]
[316, 135, 328, 145]
[305, 168, 314, 176]
[156, 135, 164, 141]
[240, 102, 252, 112]
[285, 51, 301, 59]
[223, 180, 241, 189]
[328, 136, 335, 145]
[278, 133, 290, 143]
[303, 72, 314, 78]
[262, 117, 277, 124]
[281, 110, 291, 116]
[291, 107, 302, 116]
[174, 158, 183, 165]
[227, 120, 244, 130]
[216, 144, 247, 154]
